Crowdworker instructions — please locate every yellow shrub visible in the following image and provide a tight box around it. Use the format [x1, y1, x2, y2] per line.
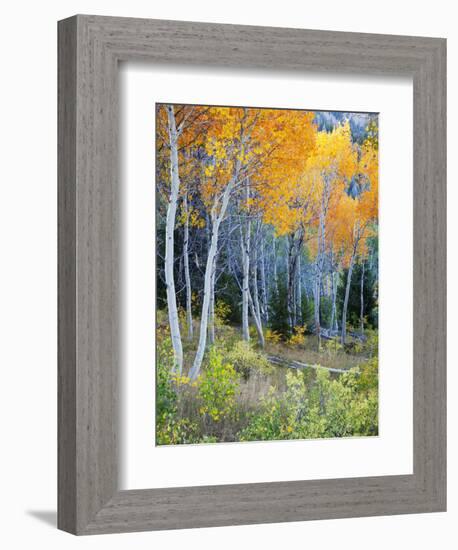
[288, 325, 306, 346]
[265, 329, 282, 344]
[214, 300, 231, 327]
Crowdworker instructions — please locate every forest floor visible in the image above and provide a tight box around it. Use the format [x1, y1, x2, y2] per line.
[265, 335, 368, 371]
[156, 310, 379, 444]
[158, 310, 373, 377]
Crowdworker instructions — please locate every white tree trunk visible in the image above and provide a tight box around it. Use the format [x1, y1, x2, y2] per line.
[189, 176, 238, 380]
[252, 245, 262, 327]
[313, 181, 330, 350]
[183, 193, 193, 341]
[208, 260, 216, 345]
[330, 270, 339, 331]
[296, 252, 302, 324]
[240, 180, 251, 342]
[287, 230, 305, 332]
[341, 252, 355, 345]
[248, 287, 265, 348]
[272, 234, 279, 298]
[165, 106, 183, 373]
[260, 234, 269, 323]
[360, 261, 365, 334]
[241, 235, 250, 341]
[190, 111, 246, 379]
[313, 262, 322, 350]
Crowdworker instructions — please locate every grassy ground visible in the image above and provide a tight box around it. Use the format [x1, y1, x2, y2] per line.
[156, 310, 379, 445]
[265, 334, 368, 371]
[158, 310, 371, 374]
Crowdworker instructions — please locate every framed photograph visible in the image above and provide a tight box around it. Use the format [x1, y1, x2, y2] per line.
[58, 15, 446, 535]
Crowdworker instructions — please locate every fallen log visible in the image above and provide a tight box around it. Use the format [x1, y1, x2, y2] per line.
[309, 326, 368, 343]
[348, 331, 367, 342]
[267, 355, 351, 375]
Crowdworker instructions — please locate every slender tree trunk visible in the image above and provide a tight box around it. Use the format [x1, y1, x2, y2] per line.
[260, 234, 269, 323]
[334, 273, 339, 332]
[292, 270, 297, 328]
[341, 252, 355, 345]
[183, 193, 193, 341]
[287, 230, 305, 332]
[240, 180, 251, 342]
[286, 237, 291, 329]
[177, 254, 183, 292]
[189, 168, 240, 380]
[313, 262, 322, 350]
[165, 106, 183, 373]
[360, 261, 365, 334]
[208, 260, 216, 345]
[252, 246, 262, 329]
[314, 177, 331, 349]
[189, 209, 219, 380]
[330, 270, 338, 331]
[241, 230, 250, 341]
[248, 288, 265, 348]
[272, 234, 279, 298]
[313, 218, 324, 350]
[296, 252, 302, 324]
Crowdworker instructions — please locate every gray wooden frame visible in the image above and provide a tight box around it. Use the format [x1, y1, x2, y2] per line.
[58, 14, 446, 535]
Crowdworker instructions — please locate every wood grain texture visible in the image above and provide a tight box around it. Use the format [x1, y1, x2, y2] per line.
[57, 14, 446, 535]
[57, 16, 77, 533]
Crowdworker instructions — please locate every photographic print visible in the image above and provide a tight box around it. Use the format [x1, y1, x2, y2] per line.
[156, 104, 379, 446]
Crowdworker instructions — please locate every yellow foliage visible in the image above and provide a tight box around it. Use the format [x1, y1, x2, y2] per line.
[157, 104, 378, 270]
[288, 325, 306, 346]
[265, 329, 282, 344]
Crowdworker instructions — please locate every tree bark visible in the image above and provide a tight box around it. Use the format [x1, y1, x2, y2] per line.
[252, 244, 263, 332]
[189, 209, 221, 380]
[360, 260, 365, 334]
[287, 230, 303, 331]
[189, 162, 242, 380]
[260, 233, 269, 323]
[296, 253, 302, 324]
[272, 234, 279, 298]
[330, 270, 339, 331]
[314, 178, 331, 350]
[165, 106, 183, 373]
[341, 252, 355, 345]
[248, 287, 265, 348]
[313, 262, 322, 350]
[208, 260, 216, 345]
[183, 193, 193, 341]
[240, 179, 251, 342]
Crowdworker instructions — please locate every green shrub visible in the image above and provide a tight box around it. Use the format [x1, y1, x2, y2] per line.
[364, 329, 379, 358]
[156, 414, 200, 445]
[155, 337, 201, 445]
[355, 356, 378, 392]
[156, 309, 171, 337]
[198, 347, 239, 422]
[237, 372, 304, 441]
[156, 337, 177, 420]
[238, 358, 378, 441]
[323, 337, 343, 356]
[350, 329, 379, 357]
[225, 340, 272, 379]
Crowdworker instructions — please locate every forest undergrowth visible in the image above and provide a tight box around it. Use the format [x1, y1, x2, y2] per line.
[156, 309, 378, 445]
